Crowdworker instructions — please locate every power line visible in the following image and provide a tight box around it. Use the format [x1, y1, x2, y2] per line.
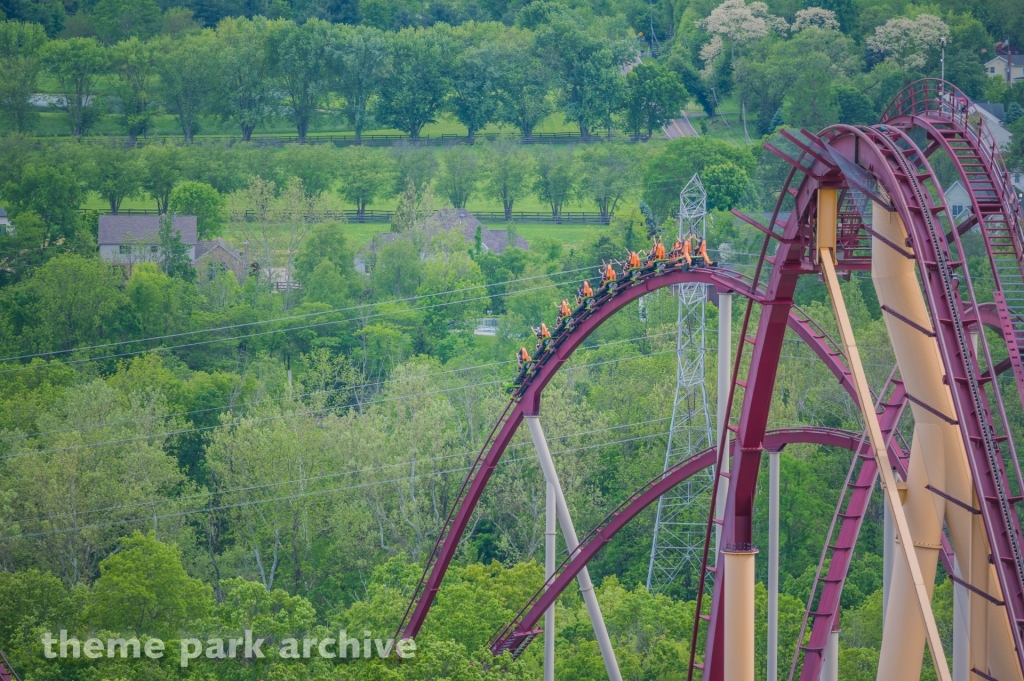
[2, 329, 679, 446]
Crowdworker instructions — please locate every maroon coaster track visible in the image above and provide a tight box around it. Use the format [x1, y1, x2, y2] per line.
[397, 81, 1024, 681]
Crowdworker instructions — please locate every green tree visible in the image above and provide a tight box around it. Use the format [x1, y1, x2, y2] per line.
[215, 16, 275, 141]
[294, 222, 354, 283]
[40, 37, 106, 137]
[445, 26, 499, 142]
[0, 20, 47, 133]
[623, 60, 688, 139]
[702, 161, 749, 210]
[437, 145, 477, 209]
[480, 137, 533, 221]
[268, 18, 335, 142]
[378, 26, 450, 140]
[91, 532, 212, 638]
[88, 143, 143, 214]
[782, 54, 839, 131]
[158, 213, 194, 279]
[126, 262, 194, 335]
[535, 15, 631, 137]
[534, 146, 576, 218]
[155, 32, 217, 141]
[372, 238, 422, 298]
[493, 28, 551, 139]
[642, 136, 756, 218]
[834, 84, 874, 125]
[139, 141, 186, 213]
[278, 143, 341, 197]
[941, 48, 986, 98]
[91, 0, 160, 44]
[2, 161, 86, 244]
[108, 37, 155, 145]
[335, 23, 386, 143]
[337, 145, 394, 218]
[576, 143, 636, 221]
[168, 181, 225, 239]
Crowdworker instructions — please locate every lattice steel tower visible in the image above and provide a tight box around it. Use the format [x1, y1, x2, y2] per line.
[646, 174, 716, 593]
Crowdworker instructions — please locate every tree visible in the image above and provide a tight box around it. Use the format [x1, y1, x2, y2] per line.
[534, 146, 576, 218]
[139, 141, 186, 213]
[1, 161, 85, 243]
[702, 161, 749, 210]
[294, 222, 355, 283]
[335, 24, 386, 143]
[169, 181, 225, 239]
[40, 37, 105, 137]
[535, 16, 631, 137]
[390, 142, 438, 195]
[91, 0, 160, 44]
[215, 16, 275, 142]
[157, 213, 194, 279]
[337, 145, 394, 218]
[576, 143, 636, 221]
[437, 145, 477, 209]
[91, 532, 212, 638]
[278, 143, 341, 197]
[268, 18, 335, 142]
[108, 37, 155, 145]
[480, 137, 533, 221]
[0, 20, 47, 133]
[782, 53, 839, 131]
[445, 28, 499, 142]
[867, 15, 949, 72]
[699, 0, 788, 62]
[493, 30, 551, 139]
[834, 84, 874, 125]
[641, 136, 756, 218]
[792, 7, 840, 31]
[377, 26, 450, 140]
[155, 32, 217, 141]
[88, 142, 143, 214]
[942, 49, 986, 98]
[1007, 102, 1024, 126]
[623, 60, 688, 139]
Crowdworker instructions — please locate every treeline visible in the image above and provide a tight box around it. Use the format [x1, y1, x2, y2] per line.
[0, 13, 694, 143]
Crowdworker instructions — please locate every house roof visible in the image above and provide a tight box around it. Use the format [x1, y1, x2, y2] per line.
[975, 102, 1006, 120]
[358, 210, 530, 259]
[989, 55, 1024, 66]
[195, 237, 243, 261]
[98, 215, 198, 245]
[0, 207, 7, 218]
[486, 230, 530, 253]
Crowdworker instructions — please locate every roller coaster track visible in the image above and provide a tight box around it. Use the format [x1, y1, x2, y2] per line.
[881, 79, 1024, 409]
[398, 80, 1024, 681]
[0, 650, 20, 681]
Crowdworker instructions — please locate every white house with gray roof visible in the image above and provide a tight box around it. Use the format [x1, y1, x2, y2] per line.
[98, 215, 198, 265]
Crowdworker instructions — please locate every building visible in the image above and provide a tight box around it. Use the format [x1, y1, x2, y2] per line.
[945, 180, 971, 221]
[986, 41, 1024, 84]
[354, 209, 529, 273]
[98, 215, 198, 265]
[0, 207, 9, 234]
[195, 237, 248, 282]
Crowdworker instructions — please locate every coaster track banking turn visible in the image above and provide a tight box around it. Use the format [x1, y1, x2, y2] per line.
[397, 80, 1024, 680]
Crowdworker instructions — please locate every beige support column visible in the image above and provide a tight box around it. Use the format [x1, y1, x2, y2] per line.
[819, 219, 951, 680]
[723, 547, 758, 681]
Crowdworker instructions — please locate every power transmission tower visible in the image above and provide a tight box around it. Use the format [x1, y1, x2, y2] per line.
[646, 174, 716, 594]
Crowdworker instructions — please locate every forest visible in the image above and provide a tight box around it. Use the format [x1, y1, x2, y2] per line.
[0, 0, 1023, 677]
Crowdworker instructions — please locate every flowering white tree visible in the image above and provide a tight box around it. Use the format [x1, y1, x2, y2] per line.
[792, 7, 840, 32]
[867, 14, 949, 71]
[700, 35, 723, 79]
[699, 0, 788, 60]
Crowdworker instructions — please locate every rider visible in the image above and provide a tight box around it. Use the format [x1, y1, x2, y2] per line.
[601, 261, 617, 286]
[652, 237, 666, 262]
[626, 250, 642, 271]
[696, 237, 714, 266]
[577, 280, 595, 305]
[669, 238, 684, 260]
[517, 347, 532, 368]
[681, 235, 693, 268]
[556, 299, 572, 324]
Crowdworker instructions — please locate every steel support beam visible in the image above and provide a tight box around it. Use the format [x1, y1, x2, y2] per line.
[767, 449, 779, 681]
[526, 416, 622, 681]
[716, 291, 732, 558]
[545, 479, 555, 681]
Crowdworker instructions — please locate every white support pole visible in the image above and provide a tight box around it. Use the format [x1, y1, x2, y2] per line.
[526, 416, 623, 681]
[715, 291, 733, 558]
[768, 449, 780, 681]
[545, 479, 556, 681]
[882, 483, 893, 623]
[821, 629, 839, 681]
[952, 557, 970, 681]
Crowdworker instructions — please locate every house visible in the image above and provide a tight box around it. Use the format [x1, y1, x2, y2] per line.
[0, 207, 9, 234]
[354, 209, 529, 273]
[98, 215, 198, 265]
[195, 237, 248, 282]
[944, 180, 971, 221]
[985, 41, 1024, 84]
